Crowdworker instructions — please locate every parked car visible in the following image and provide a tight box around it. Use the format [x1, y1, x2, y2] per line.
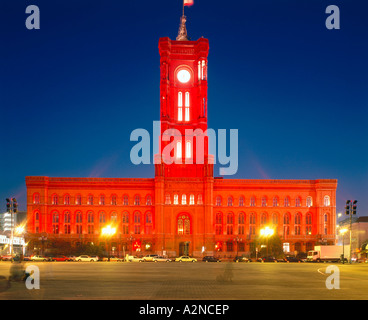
[153, 256, 171, 262]
[66, 255, 76, 261]
[51, 255, 70, 262]
[175, 256, 197, 262]
[233, 256, 250, 263]
[128, 256, 143, 262]
[103, 256, 123, 262]
[31, 255, 50, 262]
[90, 255, 101, 261]
[1, 255, 14, 261]
[203, 256, 221, 262]
[75, 255, 98, 262]
[285, 256, 302, 263]
[141, 254, 159, 262]
[257, 256, 277, 263]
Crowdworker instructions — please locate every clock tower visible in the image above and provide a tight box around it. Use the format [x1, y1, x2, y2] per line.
[155, 16, 212, 179]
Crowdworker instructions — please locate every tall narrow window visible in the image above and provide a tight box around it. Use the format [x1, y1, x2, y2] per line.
[174, 194, 179, 205]
[176, 140, 182, 159]
[189, 194, 195, 205]
[185, 140, 192, 159]
[178, 92, 183, 121]
[181, 194, 187, 205]
[185, 92, 190, 121]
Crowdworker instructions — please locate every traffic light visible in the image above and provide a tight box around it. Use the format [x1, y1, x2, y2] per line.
[12, 198, 17, 213]
[6, 198, 11, 212]
[352, 200, 357, 215]
[345, 200, 351, 215]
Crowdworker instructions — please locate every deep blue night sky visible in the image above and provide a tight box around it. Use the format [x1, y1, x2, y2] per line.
[1, 0, 367, 218]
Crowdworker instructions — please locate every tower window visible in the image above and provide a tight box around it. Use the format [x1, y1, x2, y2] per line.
[185, 92, 190, 121]
[185, 140, 192, 159]
[178, 92, 183, 121]
[176, 140, 182, 159]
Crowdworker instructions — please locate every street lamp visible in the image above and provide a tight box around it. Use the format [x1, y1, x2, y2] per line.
[101, 225, 116, 261]
[260, 227, 274, 257]
[233, 236, 243, 257]
[127, 234, 135, 256]
[339, 228, 348, 264]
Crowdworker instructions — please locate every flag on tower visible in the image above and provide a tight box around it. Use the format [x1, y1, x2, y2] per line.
[184, 0, 194, 6]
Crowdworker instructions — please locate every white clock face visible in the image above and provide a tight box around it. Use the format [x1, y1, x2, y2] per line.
[177, 69, 191, 83]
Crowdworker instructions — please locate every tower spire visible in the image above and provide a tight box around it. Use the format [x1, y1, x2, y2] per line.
[176, 15, 189, 41]
[176, 0, 190, 41]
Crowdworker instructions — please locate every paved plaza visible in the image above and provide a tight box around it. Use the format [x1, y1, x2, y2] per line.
[0, 261, 367, 300]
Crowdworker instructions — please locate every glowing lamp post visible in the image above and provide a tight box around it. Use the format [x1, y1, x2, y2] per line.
[101, 225, 116, 261]
[260, 227, 274, 257]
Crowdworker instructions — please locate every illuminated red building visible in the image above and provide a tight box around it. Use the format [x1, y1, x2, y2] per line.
[25, 15, 337, 258]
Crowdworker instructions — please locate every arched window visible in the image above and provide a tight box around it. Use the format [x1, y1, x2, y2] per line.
[64, 211, 71, 234]
[227, 197, 233, 207]
[165, 194, 171, 205]
[261, 213, 267, 225]
[250, 197, 256, 207]
[272, 213, 278, 225]
[88, 195, 93, 205]
[178, 92, 183, 121]
[216, 196, 222, 207]
[177, 214, 190, 235]
[64, 195, 70, 205]
[181, 194, 187, 205]
[226, 213, 234, 235]
[123, 195, 129, 206]
[75, 194, 81, 205]
[306, 213, 312, 235]
[111, 212, 118, 223]
[33, 193, 40, 205]
[111, 195, 117, 206]
[52, 212, 59, 234]
[100, 195, 105, 205]
[306, 196, 313, 208]
[52, 194, 58, 205]
[134, 211, 141, 234]
[249, 213, 256, 235]
[174, 194, 179, 205]
[284, 197, 290, 207]
[324, 213, 329, 235]
[122, 212, 129, 234]
[99, 212, 106, 224]
[239, 196, 244, 207]
[75, 211, 82, 234]
[146, 195, 152, 206]
[134, 195, 140, 206]
[189, 194, 195, 205]
[324, 196, 330, 207]
[273, 197, 279, 207]
[87, 211, 94, 235]
[176, 140, 182, 159]
[145, 212, 153, 234]
[215, 212, 222, 235]
[283, 213, 290, 237]
[295, 197, 301, 207]
[185, 92, 190, 121]
[238, 213, 245, 235]
[185, 140, 192, 159]
[295, 213, 302, 235]
[261, 197, 267, 207]
[197, 194, 203, 205]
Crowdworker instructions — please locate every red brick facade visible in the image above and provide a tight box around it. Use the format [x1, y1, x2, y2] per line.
[25, 34, 337, 258]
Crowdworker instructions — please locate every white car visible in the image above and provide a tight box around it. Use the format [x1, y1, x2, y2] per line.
[141, 254, 159, 262]
[31, 255, 49, 262]
[153, 256, 171, 262]
[175, 256, 197, 262]
[128, 256, 143, 262]
[75, 255, 97, 262]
